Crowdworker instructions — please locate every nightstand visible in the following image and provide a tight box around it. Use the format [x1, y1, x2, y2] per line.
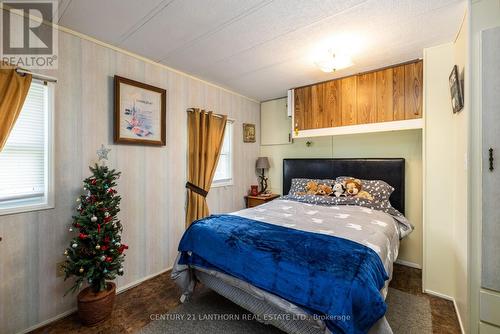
[245, 194, 280, 208]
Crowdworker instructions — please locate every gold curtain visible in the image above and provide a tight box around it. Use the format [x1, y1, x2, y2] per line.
[185, 108, 227, 227]
[0, 64, 32, 151]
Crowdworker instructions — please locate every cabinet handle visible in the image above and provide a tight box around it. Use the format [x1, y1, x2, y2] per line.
[489, 148, 494, 171]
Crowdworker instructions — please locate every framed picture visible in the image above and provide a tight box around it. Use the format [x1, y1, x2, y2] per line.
[243, 123, 256, 143]
[114, 75, 166, 146]
[449, 65, 464, 114]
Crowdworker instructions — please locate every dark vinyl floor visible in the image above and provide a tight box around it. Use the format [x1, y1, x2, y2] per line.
[32, 264, 461, 334]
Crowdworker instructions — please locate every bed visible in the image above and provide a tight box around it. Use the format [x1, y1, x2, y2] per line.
[172, 158, 412, 334]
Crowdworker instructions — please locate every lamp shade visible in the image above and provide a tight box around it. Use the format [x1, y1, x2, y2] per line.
[256, 157, 270, 169]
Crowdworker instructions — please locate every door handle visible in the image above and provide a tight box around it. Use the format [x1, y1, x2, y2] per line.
[489, 148, 494, 171]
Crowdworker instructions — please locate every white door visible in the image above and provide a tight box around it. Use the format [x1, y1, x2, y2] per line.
[481, 26, 500, 329]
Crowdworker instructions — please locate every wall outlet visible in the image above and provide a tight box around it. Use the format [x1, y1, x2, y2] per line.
[56, 261, 66, 278]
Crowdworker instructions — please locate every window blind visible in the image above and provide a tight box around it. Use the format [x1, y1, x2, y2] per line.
[0, 81, 47, 202]
[213, 121, 233, 184]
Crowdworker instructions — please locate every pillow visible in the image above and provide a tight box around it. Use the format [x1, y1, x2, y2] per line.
[336, 176, 394, 201]
[288, 178, 335, 195]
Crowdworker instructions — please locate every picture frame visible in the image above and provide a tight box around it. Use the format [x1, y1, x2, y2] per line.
[449, 65, 464, 114]
[243, 123, 256, 143]
[114, 75, 166, 146]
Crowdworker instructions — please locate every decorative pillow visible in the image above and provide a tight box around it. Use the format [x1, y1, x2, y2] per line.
[336, 176, 394, 201]
[288, 178, 335, 195]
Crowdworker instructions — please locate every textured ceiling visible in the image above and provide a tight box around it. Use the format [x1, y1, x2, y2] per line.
[58, 0, 466, 101]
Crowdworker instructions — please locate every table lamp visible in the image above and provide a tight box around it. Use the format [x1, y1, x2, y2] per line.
[256, 157, 270, 193]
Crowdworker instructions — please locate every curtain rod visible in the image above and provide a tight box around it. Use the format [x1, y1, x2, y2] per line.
[186, 108, 226, 119]
[16, 68, 57, 83]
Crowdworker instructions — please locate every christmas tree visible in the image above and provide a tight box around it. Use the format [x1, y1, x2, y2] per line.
[64, 146, 128, 294]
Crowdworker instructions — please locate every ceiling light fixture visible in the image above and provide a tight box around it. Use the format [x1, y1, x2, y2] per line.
[314, 50, 353, 73]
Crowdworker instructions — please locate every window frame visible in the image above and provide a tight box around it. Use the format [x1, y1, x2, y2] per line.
[0, 80, 55, 216]
[211, 119, 234, 188]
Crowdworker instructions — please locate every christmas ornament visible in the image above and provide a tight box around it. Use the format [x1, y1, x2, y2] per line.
[105, 256, 112, 262]
[79, 233, 88, 240]
[104, 212, 110, 217]
[72, 243, 78, 248]
[95, 245, 101, 250]
[79, 267, 84, 273]
[103, 269, 108, 273]
[118, 268, 123, 273]
[96, 144, 111, 161]
[69, 227, 73, 232]
[76, 197, 81, 202]
[91, 216, 98, 222]
[100, 255, 106, 261]
[115, 242, 121, 247]
[64, 250, 68, 255]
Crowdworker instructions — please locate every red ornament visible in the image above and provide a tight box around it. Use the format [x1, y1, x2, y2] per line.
[118, 244, 129, 254]
[97, 224, 101, 233]
[103, 236, 110, 243]
[105, 256, 113, 262]
[91, 178, 96, 185]
[101, 245, 109, 251]
[104, 216, 112, 223]
[79, 233, 88, 239]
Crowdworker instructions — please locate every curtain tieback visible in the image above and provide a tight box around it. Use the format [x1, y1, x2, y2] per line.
[185, 182, 208, 198]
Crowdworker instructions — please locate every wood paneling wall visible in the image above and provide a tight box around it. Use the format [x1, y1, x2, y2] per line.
[0, 30, 260, 334]
[294, 60, 423, 130]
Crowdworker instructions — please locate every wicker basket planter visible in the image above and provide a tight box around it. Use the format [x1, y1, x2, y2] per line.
[77, 282, 116, 326]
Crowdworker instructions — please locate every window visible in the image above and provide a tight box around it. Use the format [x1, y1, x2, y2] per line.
[0, 80, 53, 215]
[212, 120, 233, 187]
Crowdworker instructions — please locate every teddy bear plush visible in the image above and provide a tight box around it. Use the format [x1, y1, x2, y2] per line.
[344, 178, 362, 196]
[343, 178, 373, 200]
[305, 181, 319, 195]
[332, 182, 345, 197]
[316, 184, 333, 196]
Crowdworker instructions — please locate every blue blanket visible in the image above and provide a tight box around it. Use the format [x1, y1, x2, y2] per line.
[178, 214, 388, 334]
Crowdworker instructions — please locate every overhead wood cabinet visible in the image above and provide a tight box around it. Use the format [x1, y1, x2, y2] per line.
[292, 60, 423, 138]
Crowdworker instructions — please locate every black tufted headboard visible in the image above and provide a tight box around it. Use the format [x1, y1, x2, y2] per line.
[283, 158, 405, 214]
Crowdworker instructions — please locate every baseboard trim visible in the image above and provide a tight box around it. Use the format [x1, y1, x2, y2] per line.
[18, 267, 173, 334]
[424, 289, 454, 301]
[116, 266, 172, 294]
[395, 259, 422, 269]
[19, 308, 78, 334]
[453, 299, 465, 334]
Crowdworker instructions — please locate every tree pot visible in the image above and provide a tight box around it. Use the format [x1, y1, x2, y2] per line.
[77, 282, 116, 326]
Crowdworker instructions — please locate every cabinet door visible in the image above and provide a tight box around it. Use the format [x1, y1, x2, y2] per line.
[324, 80, 342, 127]
[311, 83, 328, 128]
[357, 72, 377, 124]
[340, 76, 357, 126]
[482, 26, 500, 294]
[404, 61, 423, 119]
[261, 98, 291, 145]
[294, 86, 313, 130]
[376, 68, 394, 122]
[393, 65, 406, 120]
